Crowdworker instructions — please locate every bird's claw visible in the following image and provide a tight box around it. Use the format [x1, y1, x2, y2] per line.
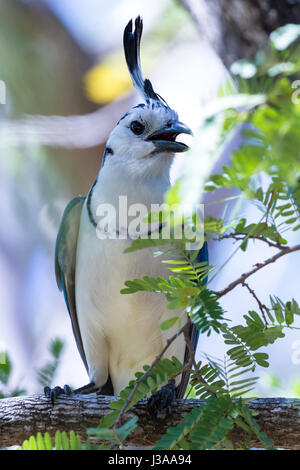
[44, 384, 72, 404]
[147, 379, 176, 419]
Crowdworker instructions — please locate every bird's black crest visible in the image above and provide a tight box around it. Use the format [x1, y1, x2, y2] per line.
[144, 79, 157, 100]
[123, 17, 144, 94]
[123, 16, 169, 106]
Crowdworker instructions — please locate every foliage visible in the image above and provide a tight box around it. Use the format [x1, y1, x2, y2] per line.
[37, 338, 64, 388]
[0, 338, 65, 399]
[0, 353, 26, 398]
[155, 395, 235, 450]
[107, 23, 300, 450]
[87, 356, 184, 447]
[20, 430, 99, 450]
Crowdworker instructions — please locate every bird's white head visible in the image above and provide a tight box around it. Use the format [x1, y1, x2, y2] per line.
[102, 17, 192, 179]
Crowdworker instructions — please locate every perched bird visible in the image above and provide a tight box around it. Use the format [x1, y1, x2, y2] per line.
[47, 17, 208, 412]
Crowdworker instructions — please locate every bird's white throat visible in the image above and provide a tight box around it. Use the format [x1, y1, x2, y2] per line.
[92, 157, 172, 217]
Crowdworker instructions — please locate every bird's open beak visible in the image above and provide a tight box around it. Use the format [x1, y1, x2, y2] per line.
[146, 120, 192, 153]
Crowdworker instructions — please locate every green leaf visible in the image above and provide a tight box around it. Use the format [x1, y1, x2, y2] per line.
[50, 338, 64, 359]
[0, 354, 11, 385]
[115, 416, 138, 442]
[55, 431, 62, 450]
[28, 435, 37, 450]
[44, 432, 53, 450]
[270, 24, 300, 50]
[97, 410, 119, 429]
[160, 316, 180, 330]
[21, 431, 84, 451]
[236, 402, 274, 449]
[190, 290, 224, 335]
[252, 353, 269, 368]
[37, 338, 65, 388]
[36, 432, 45, 450]
[231, 60, 257, 79]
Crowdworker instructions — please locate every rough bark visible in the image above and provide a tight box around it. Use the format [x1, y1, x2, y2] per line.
[1, 394, 300, 449]
[179, 0, 300, 68]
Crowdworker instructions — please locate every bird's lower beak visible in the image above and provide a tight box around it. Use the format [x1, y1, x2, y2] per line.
[146, 120, 192, 153]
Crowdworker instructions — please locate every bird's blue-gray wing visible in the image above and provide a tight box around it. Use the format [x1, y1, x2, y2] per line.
[176, 241, 209, 399]
[55, 196, 88, 372]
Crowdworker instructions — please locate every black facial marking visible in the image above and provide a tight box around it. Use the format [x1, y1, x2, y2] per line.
[133, 103, 145, 109]
[101, 146, 114, 168]
[117, 111, 130, 125]
[87, 180, 98, 228]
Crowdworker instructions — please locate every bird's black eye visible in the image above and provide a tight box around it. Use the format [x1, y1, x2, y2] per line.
[130, 121, 145, 135]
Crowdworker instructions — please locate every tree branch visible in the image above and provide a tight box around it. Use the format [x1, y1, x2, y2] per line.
[214, 244, 300, 298]
[1, 394, 300, 449]
[179, 0, 300, 68]
[215, 233, 285, 250]
[183, 325, 215, 395]
[241, 281, 269, 325]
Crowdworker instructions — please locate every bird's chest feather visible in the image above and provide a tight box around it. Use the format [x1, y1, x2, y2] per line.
[75, 172, 171, 336]
[74, 167, 187, 392]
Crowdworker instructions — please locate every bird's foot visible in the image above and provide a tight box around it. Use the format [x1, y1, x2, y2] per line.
[44, 384, 72, 404]
[147, 379, 176, 419]
[44, 382, 98, 404]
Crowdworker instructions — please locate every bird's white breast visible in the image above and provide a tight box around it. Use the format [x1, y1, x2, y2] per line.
[75, 163, 186, 394]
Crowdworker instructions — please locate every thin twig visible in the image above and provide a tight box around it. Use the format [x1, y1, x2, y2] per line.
[214, 233, 284, 250]
[265, 190, 275, 225]
[215, 244, 300, 298]
[242, 281, 269, 326]
[183, 324, 216, 395]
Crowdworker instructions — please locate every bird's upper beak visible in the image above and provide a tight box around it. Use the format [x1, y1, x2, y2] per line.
[146, 120, 192, 153]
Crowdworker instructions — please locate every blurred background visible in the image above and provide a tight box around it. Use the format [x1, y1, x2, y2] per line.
[0, 0, 299, 398]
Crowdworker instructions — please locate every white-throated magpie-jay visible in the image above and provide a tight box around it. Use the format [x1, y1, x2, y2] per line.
[47, 17, 208, 413]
